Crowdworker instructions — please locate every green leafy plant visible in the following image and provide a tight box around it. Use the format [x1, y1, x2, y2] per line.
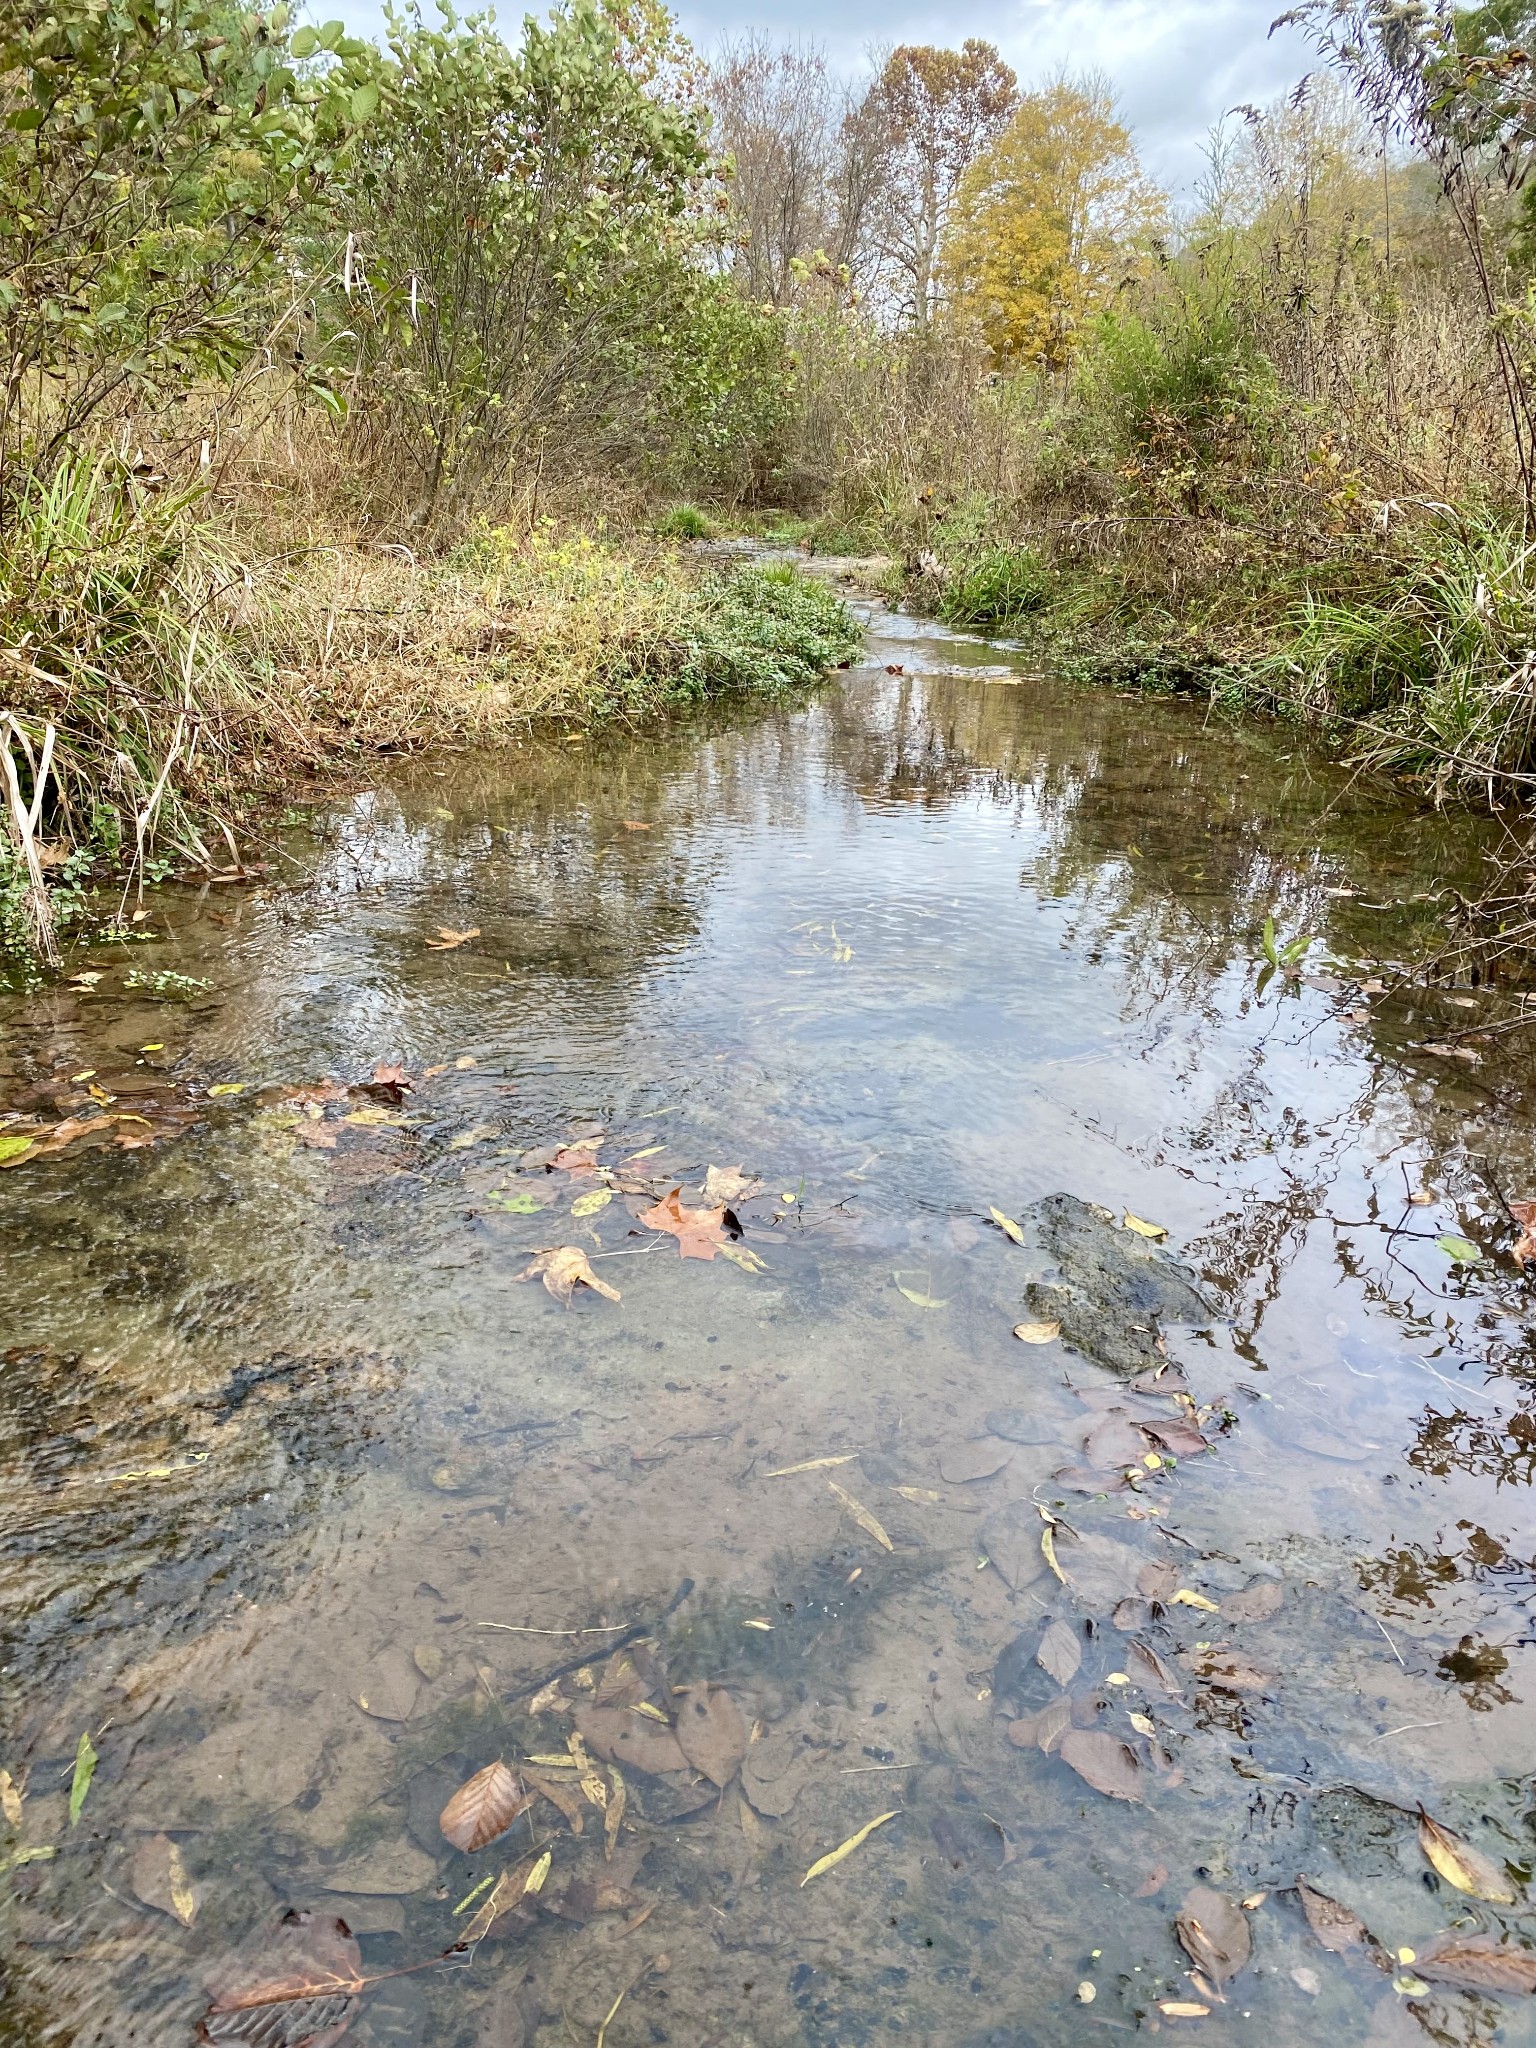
[1261, 915, 1314, 970]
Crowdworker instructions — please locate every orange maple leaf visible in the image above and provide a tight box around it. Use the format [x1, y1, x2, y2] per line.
[639, 1186, 727, 1260]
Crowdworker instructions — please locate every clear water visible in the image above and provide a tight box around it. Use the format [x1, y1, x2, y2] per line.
[2, 589, 1534, 2048]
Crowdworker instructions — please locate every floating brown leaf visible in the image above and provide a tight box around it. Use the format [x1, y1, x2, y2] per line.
[518, 1247, 621, 1305]
[1134, 1864, 1169, 1898]
[199, 1909, 362, 2047]
[1220, 1580, 1284, 1623]
[1418, 1809, 1519, 1903]
[1055, 1729, 1144, 1803]
[132, 1832, 198, 1926]
[1137, 1559, 1179, 1601]
[1295, 1878, 1376, 1958]
[1415, 1933, 1536, 1994]
[440, 1762, 531, 1853]
[425, 927, 480, 950]
[1510, 1199, 1536, 1270]
[638, 1186, 728, 1260]
[673, 1685, 747, 1788]
[1036, 1620, 1082, 1688]
[572, 1703, 688, 1777]
[1175, 1886, 1251, 1986]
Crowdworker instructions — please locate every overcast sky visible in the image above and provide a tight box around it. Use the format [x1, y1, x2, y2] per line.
[342, 0, 1316, 199]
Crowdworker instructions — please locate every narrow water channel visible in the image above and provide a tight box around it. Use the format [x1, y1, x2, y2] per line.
[3, 586, 1535, 2048]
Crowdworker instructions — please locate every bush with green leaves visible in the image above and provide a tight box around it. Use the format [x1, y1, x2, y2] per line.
[332, 0, 715, 525]
[938, 544, 1054, 629]
[0, 0, 374, 496]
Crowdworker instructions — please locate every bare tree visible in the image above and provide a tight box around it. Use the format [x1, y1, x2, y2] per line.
[859, 41, 1018, 327]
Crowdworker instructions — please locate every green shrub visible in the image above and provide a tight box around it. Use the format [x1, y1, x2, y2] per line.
[664, 564, 861, 698]
[656, 504, 715, 541]
[1078, 297, 1273, 462]
[938, 545, 1054, 629]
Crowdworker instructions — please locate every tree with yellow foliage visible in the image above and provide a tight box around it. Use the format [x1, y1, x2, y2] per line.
[942, 76, 1167, 368]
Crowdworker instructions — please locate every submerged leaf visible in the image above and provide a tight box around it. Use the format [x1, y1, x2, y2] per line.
[893, 1273, 948, 1308]
[518, 1246, 621, 1305]
[0, 1136, 36, 1164]
[440, 1762, 532, 1853]
[132, 1833, 198, 1926]
[828, 1480, 893, 1551]
[1415, 1933, 1536, 1994]
[703, 1165, 763, 1206]
[1418, 1809, 1518, 1903]
[765, 1454, 856, 1477]
[1013, 1320, 1061, 1344]
[198, 1910, 362, 2047]
[1175, 1886, 1251, 1986]
[1055, 1729, 1144, 1803]
[570, 1187, 614, 1217]
[1296, 1878, 1377, 1958]
[800, 1811, 900, 1886]
[69, 1733, 97, 1826]
[673, 1685, 747, 1788]
[425, 927, 480, 949]
[1036, 1619, 1081, 1688]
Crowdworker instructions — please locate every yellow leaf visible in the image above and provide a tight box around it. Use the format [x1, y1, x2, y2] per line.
[988, 1206, 1024, 1244]
[625, 1143, 665, 1158]
[0, 1771, 22, 1827]
[800, 1810, 901, 1886]
[742, 1618, 774, 1630]
[1123, 1212, 1168, 1239]
[207, 1082, 245, 1098]
[893, 1273, 947, 1307]
[629, 1702, 670, 1723]
[1157, 2002, 1211, 2018]
[1129, 1712, 1155, 1735]
[1418, 1810, 1518, 1903]
[893, 1486, 943, 1504]
[765, 1455, 857, 1477]
[571, 1188, 614, 1217]
[1013, 1320, 1061, 1344]
[828, 1480, 893, 1551]
[718, 1241, 769, 1274]
[523, 1753, 579, 1768]
[1172, 1589, 1219, 1612]
[1042, 1526, 1064, 1582]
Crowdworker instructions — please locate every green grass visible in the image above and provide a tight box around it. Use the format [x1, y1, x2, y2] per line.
[655, 502, 715, 541]
[607, 561, 861, 707]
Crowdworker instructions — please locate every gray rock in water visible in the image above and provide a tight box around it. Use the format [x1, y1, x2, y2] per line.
[1018, 1193, 1212, 1379]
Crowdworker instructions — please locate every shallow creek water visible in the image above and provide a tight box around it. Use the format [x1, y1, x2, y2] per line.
[3, 587, 1536, 2048]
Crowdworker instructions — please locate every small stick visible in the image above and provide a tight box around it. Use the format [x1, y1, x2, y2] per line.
[596, 1958, 662, 2048]
[1371, 1615, 1406, 1668]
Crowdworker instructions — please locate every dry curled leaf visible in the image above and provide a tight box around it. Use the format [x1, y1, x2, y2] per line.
[1510, 1199, 1536, 1270]
[518, 1246, 621, 1305]
[673, 1685, 747, 1789]
[1126, 1640, 1183, 1699]
[1415, 1933, 1536, 1995]
[639, 1186, 727, 1259]
[1418, 1809, 1518, 1903]
[1296, 1878, 1377, 1958]
[132, 1833, 198, 1926]
[1176, 1886, 1251, 1987]
[827, 1480, 893, 1551]
[1123, 1212, 1168, 1239]
[524, 1767, 585, 1834]
[425, 927, 480, 949]
[198, 1909, 362, 2047]
[1055, 1729, 1144, 1803]
[1013, 1319, 1060, 1344]
[440, 1761, 532, 1853]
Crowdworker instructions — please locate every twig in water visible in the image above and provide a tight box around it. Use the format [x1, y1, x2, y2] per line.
[477, 1621, 631, 1638]
[1369, 1721, 1445, 1741]
[596, 1957, 665, 2048]
[1371, 1615, 1406, 1667]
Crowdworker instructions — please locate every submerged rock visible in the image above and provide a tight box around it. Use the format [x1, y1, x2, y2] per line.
[1018, 1193, 1213, 1378]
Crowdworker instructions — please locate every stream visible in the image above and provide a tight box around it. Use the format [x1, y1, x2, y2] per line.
[2, 576, 1535, 2048]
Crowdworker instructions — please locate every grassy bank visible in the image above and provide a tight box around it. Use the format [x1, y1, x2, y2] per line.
[0, 469, 858, 959]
